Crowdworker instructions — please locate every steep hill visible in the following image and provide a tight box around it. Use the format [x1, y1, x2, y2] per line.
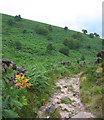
[2, 14, 103, 118]
[2, 14, 102, 69]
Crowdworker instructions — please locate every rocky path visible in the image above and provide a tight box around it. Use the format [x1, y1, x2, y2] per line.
[38, 72, 95, 118]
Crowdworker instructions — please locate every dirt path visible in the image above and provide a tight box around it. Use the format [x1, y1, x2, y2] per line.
[38, 72, 95, 118]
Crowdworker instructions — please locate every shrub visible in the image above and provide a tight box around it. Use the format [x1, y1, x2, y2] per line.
[47, 43, 54, 51]
[82, 29, 87, 34]
[59, 47, 69, 56]
[89, 33, 94, 38]
[63, 37, 80, 49]
[94, 33, 100, 37]
[14, 15, 22, 22]
[87, 45, 91, 49]
[81, 55, 85, 61]
[7, 19, 14, 26]
[48, 25, 53, 31]
[17, 22, 22, 28]
[64, 26, 68, 30]
[47, 34, 53, 40]
[14, 41, 22, 50]
[23, 29, 27, 34]
[72, 32, 84, 41]
[36, 26, 49, 36]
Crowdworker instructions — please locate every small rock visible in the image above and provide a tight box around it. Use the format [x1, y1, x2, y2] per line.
[69, 113, 72, 118]
[2, 58, 11, 66]
[57, 101, 61, 104]
[45, 104, 56, 113]
[63, 85, 67, 88]
[46, 116, 50, 118]
[39, 106, 45, 111]
[73, 93, 76, 96]
[62, 97, 70, 102]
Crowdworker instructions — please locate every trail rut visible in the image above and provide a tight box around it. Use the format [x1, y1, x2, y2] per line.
[38, 72, 95, 118]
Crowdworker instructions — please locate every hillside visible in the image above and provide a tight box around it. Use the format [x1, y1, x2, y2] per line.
[1, 13, 103, 118]
[2, 14, 102, 67]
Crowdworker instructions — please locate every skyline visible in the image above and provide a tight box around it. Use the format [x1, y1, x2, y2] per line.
[0, 0, 103, 37]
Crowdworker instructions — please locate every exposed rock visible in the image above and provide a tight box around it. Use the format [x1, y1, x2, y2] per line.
[62, 97, 70, 102]
[2, 58, 11, 66]
[96, 57, 103, 64]
[16, 66, 26, 73]
[72, 111, 95, 118]
[9, 62, 17, 70]
[63, 85, 67, 88]
[1, 58, 27, 74]
[38, 72, 95, 118]
[45, 104, 56, 114]
[2, 63, 8, 72]
[69, 113, 72, 118]
[97, 50, 104, 59]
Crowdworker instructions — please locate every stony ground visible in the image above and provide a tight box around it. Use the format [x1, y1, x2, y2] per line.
[38, 72, 95, 118]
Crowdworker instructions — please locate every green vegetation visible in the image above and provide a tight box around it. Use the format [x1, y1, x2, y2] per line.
[59, 46, 69, 56]
[82, 29, 87, 34]
[63, 37, 80, 49]
[2, 13, 102, 118]
[80, 64, 103, 118]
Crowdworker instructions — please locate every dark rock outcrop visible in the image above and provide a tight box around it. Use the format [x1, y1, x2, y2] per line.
[95, 50, 104, 64]
[1, 58, 26, 73]
[16, 66, 26, 73]
[97, 50, 104, 59]
[1, 58, 17, 72]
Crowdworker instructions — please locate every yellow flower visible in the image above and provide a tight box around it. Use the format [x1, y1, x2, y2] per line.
[22, 78, 31, 83]
[15, 73, 32, 89]
[21, 74, 25, 80]
[43, 98, 46, 101]
[15, 74, 21, 79]
[15, 82, 21, 86]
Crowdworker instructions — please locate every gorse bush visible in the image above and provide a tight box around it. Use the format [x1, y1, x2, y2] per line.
[59, 46, 69, 56]
[35, 25, 49, 36]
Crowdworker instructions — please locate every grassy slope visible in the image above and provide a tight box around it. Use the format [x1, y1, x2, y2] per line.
[2, 14, 102, 69]
[2, 14, 103, 118]
[80, 64, 103, 118]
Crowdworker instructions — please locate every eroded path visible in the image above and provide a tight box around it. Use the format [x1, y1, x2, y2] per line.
[38, 72, 95, 118]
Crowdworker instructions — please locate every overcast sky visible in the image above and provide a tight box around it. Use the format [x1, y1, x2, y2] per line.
[0, 0, 103, 37]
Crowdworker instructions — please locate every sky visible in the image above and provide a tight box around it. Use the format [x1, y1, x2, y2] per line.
[0, 0, 103, 37]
